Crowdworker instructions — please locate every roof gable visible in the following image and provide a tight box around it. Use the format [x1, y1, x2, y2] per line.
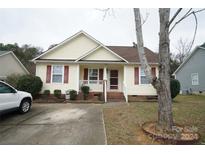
[80, 46, 123, 61]
[32, 30, 128, 63]
[36, 32, 99, 60]
[0, 51, 29, 74]
[173, 45, 205, 75]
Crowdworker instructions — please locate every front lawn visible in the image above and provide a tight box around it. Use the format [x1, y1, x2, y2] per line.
[103, 95, 205, 144]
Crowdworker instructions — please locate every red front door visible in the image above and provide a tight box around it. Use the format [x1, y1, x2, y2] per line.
[110, 70, 118, 90]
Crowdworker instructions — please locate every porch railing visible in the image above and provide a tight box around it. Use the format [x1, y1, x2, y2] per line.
[79, 80, 103, 90]
[123, 81, 128, 102]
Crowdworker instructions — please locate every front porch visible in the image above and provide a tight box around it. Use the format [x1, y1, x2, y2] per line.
[78, 64, 127, 102]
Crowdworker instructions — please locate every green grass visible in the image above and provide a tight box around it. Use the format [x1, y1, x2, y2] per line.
[103, 95, 205, 144]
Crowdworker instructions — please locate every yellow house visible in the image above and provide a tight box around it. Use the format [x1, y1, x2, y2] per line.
[32, 30, 159, 102]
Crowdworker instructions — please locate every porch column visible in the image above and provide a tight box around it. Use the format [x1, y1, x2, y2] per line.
[76, 64, 80, 94]
[103, 67, 107, 103]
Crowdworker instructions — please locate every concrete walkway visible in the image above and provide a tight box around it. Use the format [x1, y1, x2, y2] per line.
[0, 103, 107, 145]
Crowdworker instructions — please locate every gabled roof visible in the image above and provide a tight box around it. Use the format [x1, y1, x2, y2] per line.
[32, 30, 128, 63]
[0, 51, 30, 74]
[32, 30, 158, 64]
[173, 43, 205, 75]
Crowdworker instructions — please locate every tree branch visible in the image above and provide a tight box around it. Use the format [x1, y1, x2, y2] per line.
[169, 8, 205, 33]
[188, 12, 198, 53]
[168, 8, 183, 27]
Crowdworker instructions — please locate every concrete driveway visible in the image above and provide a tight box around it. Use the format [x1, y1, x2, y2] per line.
[0, 103, 107, 145]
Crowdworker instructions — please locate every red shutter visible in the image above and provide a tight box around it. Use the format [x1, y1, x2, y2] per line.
[99, 69, 103, 80]
[151, 67, 156, 77]
[46, 65, 51, 83]
[134, 67, 139, 85]
[64, 66, 69, 83]
[84, 68, 88, 80]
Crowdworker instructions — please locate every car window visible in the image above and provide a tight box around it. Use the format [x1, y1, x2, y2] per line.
[0, 82, 14, 93]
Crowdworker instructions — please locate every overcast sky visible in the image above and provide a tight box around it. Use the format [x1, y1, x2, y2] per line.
[0, 8, 205, 53]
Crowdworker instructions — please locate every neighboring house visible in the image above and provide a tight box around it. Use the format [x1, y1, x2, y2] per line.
[173, 43, 205, 94]
[32, 30, 159, 102]
[0, 51, 29, 80]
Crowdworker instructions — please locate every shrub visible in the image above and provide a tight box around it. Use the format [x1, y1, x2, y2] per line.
[81, 86, 90, 100]
[17, 75, 43, 98]
[43, 90, 50, 96]
[69, 90, 77, 100]
[54, 89, 62, 98]
[170, 79, 180, 99]
[6, 74, 23, 88]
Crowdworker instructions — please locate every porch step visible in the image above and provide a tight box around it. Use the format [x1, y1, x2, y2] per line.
[107, 92, 125, 102]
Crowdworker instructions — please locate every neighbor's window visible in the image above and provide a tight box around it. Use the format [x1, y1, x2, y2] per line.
[140, 68, 149, 84]
[191, 73, 199, 85]
[88, 69, 98, 84]
[52, 65, 63, 83]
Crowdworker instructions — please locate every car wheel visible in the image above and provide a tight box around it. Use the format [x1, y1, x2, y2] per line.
[19, 99, 31, 114]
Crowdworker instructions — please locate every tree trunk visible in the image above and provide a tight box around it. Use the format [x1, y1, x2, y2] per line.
[158, 8, 173, 130]
[133, 8, 152, 82]
[133, 8, 173, 130]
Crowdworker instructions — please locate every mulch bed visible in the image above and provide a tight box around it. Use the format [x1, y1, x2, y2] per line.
[142, 121, 200, 144]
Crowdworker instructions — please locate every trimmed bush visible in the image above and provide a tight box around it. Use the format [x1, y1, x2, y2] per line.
[170, 79, 181, 99]
[17, 75, 43, 98]
[81, 86, 90, 100]
[6, 74, 23, 88]
[54, 89, 62, 98]
[43, 90, 50, 96]
[69, 90, 77, 100]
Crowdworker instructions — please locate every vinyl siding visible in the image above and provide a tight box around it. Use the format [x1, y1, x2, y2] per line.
[0, 53, 28, 78]
[40, 34, 98, 60]
[36, 62, 79, 94]
[175, 48, 205, 92]
[124, 65, 158, 95]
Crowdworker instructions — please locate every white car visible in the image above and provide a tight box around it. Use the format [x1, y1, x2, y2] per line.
[0, 81, 32, 114]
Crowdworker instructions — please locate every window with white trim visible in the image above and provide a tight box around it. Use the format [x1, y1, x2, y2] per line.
[52, 65, 63, 83]
[140, 68, 149, 84]
[191, 73, 199, 85]
[88, 69, 98, 84]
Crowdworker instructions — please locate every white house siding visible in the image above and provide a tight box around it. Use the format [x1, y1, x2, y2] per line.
[36, 62, 79, 94]
[82, 47, 122, 61]
[40, 34, 98, 60]
[124, 65, 158, 96]
[0, 53, 28, 79]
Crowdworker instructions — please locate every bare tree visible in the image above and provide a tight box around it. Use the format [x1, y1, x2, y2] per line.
[134, 8, 205, 130]
[99, 8, 205, 131]
[134, 8, 173, 130]
[174, 39, 192, 64]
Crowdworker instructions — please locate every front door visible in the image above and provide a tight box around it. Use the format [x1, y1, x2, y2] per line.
[109, 70, 118, 90]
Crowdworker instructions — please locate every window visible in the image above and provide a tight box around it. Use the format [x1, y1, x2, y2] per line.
[0, 82, 14, 93]
[88, 69, 98, 84]
[140, 68, 149, 84]
[52, 65, 63, 83]
[191, 73, 199, 85]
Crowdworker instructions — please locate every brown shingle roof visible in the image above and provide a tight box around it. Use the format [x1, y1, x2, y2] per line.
[107, 46, 158, 63]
